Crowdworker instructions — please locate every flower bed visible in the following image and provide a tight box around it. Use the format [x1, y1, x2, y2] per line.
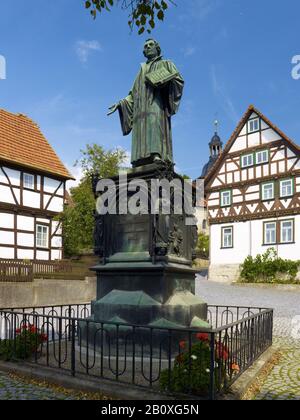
[159, 333, 240, 396]
[0, 324, 48, 361]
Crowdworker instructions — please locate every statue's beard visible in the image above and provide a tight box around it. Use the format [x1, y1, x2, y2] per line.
[144, 51, 159, 61]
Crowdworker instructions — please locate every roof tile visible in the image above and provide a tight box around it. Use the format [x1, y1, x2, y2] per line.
[0, 109, 73, 179]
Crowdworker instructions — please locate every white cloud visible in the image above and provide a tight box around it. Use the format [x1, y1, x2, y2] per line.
[182, 46, 196, 57]
[211, 65, 239, 123]
[75, 40, 102, 63]
[65, 164, 84, 191]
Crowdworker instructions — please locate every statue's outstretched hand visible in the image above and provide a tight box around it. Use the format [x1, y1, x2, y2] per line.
[107, 103, 119, 116]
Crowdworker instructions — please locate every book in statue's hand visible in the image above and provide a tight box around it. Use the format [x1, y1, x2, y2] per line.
[146, 67, 179, 88]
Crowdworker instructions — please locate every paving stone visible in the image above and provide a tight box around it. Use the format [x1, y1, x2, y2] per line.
[0, 373, 77, 400]
[196, 277, 300, 401]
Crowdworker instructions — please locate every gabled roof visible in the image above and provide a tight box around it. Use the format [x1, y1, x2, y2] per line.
[205, 105, 300, 187]
[0, 109, 74, 179]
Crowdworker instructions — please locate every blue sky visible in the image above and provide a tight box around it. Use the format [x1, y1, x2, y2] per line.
[0, 0, 299, 182]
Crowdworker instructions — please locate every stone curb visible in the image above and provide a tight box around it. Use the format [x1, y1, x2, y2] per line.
[221, 347, 278, 400]
[232, 283, 300, 292]
[0, 362, 183, 401]
[0, 346, 276, 401]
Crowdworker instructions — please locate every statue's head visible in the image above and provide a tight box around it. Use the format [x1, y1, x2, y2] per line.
[143, 39, 161, 60]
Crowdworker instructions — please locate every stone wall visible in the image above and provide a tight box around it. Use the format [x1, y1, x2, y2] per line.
[208, 264, 241, 284]
[0, 277, 97, 308]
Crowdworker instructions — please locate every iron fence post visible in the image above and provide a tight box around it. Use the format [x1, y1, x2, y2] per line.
[71, 318, 76, 377]
[209, 332, 216, 400]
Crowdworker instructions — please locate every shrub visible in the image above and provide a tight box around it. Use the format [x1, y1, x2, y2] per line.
[159, 334, 239, 396]
[240, 248, 300, 284]
[0, 324, 48, 361]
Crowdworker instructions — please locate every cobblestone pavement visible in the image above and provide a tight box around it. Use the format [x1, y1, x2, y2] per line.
[196, 276, 300, 400]
[0, 373, 77, 400]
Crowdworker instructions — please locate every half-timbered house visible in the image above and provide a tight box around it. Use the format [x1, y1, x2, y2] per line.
[0, 109, 73, 261]
[205, 105, 300, 282]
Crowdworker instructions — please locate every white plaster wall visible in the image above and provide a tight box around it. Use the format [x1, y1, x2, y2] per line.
[23, 190, 40, 209]
[51, 236, 62, 248]
[0, 230, 14, 245]
[44, 177, 63, 195]
[51, 250, 62, 260]
[248, 132, 260, 147]
[17, 216, 34, 231]
[0, 185, 15, 204]
[0, 247, 14, 258]
[46, 196, 64, 213]
[17, 249, 34, 260]
[36, 218, 49, 224]
[230, 135, 247, 152]
[17, 233, 34, 247]
[210, 223, 250, 265]
[210, 215, 300, 266]
[261, 128, 281, 144]
[2, 167, 20, 186]
[36, 250, 49, 261]
[0, 213, 14, 229]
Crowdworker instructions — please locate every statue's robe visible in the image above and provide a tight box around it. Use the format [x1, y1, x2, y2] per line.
[118, 56, 184, 166]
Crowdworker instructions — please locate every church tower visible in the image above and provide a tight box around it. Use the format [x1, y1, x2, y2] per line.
[200, 120, 223, 178]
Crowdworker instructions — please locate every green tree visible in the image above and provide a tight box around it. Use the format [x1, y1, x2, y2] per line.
[61, 144, 127, 257]
[84, 0, 175, 34]
[197, 232, 209, 259]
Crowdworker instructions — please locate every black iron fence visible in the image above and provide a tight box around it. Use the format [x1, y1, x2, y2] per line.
[0, 304, 273, 400]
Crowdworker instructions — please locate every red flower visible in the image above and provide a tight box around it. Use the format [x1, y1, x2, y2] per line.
[179, 340, 186, 349]
[41, 334, 48, 343]
[216, 343, 229, 361]
[231, 363, 240, 373]
[21, 324, 28, 330]
[196, 333, 209, 342]
[16, 328, 21, 334]
[29, 325, 38, 333]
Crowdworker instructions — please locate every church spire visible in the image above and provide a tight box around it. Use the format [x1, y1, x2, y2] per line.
[209, 119, 223, 158]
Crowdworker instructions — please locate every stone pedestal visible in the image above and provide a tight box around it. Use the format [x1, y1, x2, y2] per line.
[90, 162, 209, 333]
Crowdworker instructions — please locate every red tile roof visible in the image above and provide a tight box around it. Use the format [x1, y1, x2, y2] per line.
[0, 109, 74, 179]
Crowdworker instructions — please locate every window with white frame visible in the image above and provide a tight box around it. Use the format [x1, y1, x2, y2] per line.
[36, 225, 49, 248]
[256, 150, 269, 165]
[24, 173, 34, 190]
[248, 118, 259, 133]
[220, 190, 232, 207]
[261, 182, 274, 200]
[280, 220, 294, 243]
[264, 222, 277, 245]
[222, 227, 233, 249]
[280, 179, 294, 198]
[241, 153, 254, 168]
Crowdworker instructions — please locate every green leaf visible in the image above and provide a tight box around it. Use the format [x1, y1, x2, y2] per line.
[157, 10, 164, 21]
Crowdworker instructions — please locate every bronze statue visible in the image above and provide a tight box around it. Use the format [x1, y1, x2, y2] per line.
[108, 39, 184, 167]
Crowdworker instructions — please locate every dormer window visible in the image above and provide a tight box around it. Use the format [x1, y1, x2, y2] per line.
[248, 118, 259, 133]
[24, 173, 34, 190]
